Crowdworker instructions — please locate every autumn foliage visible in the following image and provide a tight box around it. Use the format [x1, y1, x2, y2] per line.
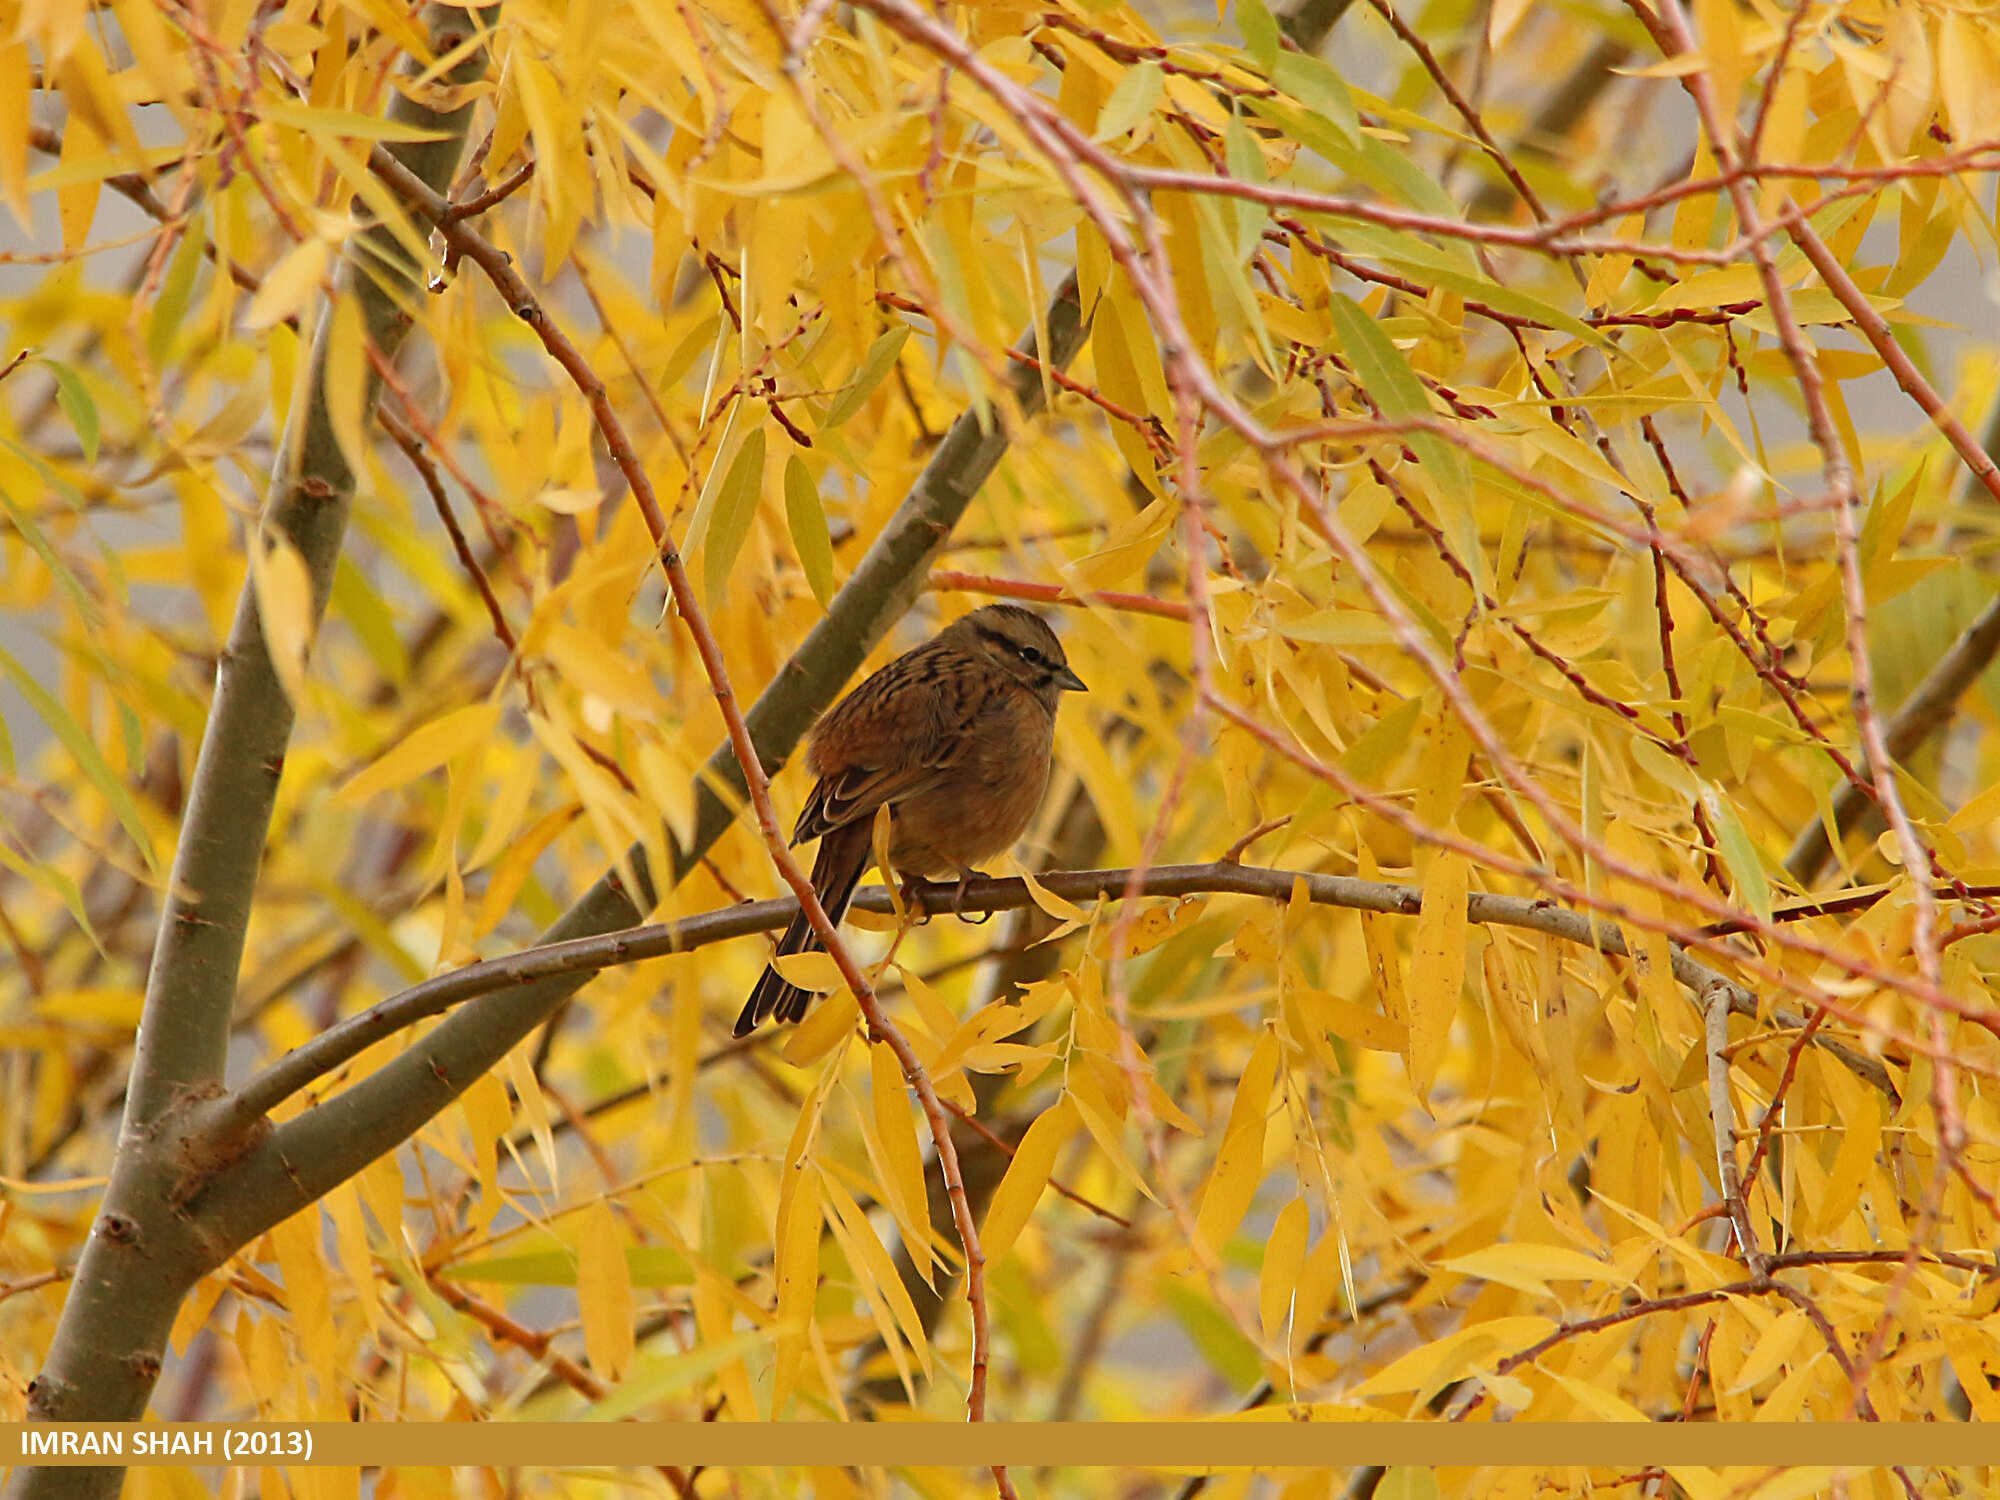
[4, 0, 2000, 1494]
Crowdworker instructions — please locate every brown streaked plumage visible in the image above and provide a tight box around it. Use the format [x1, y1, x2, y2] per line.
[736, 604, 1087, 1037]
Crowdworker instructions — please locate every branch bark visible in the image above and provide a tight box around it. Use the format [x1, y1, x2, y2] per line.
[217, 861, 1898, 1146]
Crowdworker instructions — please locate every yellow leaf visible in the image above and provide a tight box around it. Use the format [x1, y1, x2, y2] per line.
[53, 105, 99, 254]
[1191, 1028, 1279, 1259]
[336, 703, 501, 806]
[461, 1071, 510, 1225]
[1940, 14, 2000, 148]
[770, 1166, 823, 1417]
[249, 529, 316, 709]
[1691, 0, 1744, 117]
[1726, 1306, 1807, 1394]
[1487, 0, 1532, 48]
[871, 1043, 936, 1289]
[1941, 1325, 2000, 1421]
[1356, 839, 1410, 1036]
[245, 237, 330, 331]
[1407, 851, 1469, 1104]
[578, 1200, 635, 1380]
[1259, 1196, 1310, 1343]
[1440, 1241, 1632, 1298]
[323, 292, 370, 484]
[815, 1194, 915, 1403]
[475, 803, 578, 937]
[0, 43, 30, 224]
[270, 1206, 336, 1396]
[780, 987, 857, 1067]
[1346, 1316, 1555, 1400]
[771, 950, 844, 993]
[821, 1170, 933, 1380]
[1017, 864, 1088, 925]
[33, 988, 144, 1026]
[1296, 987, 1406, 1053]
[1069, 1073, 1162, 1206]
[324, 1183, 381, 1336]
[980, 1096, 1080, 1263]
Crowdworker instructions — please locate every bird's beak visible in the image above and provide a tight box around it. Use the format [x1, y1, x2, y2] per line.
[1055, 665, 1087, 693]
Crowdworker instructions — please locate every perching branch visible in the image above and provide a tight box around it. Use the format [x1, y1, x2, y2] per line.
[225, 861, 1898, 1135]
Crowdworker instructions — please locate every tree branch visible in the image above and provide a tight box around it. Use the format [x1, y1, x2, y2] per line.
[221, 861, 1898, 1142]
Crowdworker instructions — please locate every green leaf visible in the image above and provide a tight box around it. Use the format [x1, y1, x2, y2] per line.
[1238, 0, 1279, 70]
[1333, 223, 1606, 346]
[0, 836, 104, 956]
[1270, 52, 1359, 144]
[784, 455, 835, 607]
[703, 426, 766, 611]
[0, 643, 157, 873]
[1338, 692, 1425, 786]
[0, 477, 103, 629]
[442, 1246, 694, 1287]
[149, 223, 206, 369]
[822, 325, 909, 429]
[37, 359, 98, 464]
[332, 557, 409, 685]
[261, 102, 451, 143]
[1224, 112, 1270, 262]
[1093, 61, 1164, 144]
[1702, 783, 1773, 925]
[577, 1332, 769, 1422]
[1328, 294, 1483, 594]
[1377, 1471, 1442, 1500]
[1159, 1280, 1264, 1389]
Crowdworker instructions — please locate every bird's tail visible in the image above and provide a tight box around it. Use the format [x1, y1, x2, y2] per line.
[735, 823, 871, 1036]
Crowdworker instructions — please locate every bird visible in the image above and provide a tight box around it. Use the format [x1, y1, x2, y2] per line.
[735, 603, 1087, 1037]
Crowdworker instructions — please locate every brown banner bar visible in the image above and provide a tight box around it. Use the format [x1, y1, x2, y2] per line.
[5, 1424, 1999, 1470]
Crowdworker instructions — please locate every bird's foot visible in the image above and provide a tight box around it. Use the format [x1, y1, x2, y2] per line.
[950, 865, 993, 924]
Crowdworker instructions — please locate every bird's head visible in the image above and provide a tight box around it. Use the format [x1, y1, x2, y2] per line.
[948, 603, 1087, 708]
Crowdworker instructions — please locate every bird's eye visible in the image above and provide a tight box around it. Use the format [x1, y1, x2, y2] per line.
[1018, 645, 1045, 666]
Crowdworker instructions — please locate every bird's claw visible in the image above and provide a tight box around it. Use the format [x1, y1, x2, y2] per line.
[952, 870, 993, 924]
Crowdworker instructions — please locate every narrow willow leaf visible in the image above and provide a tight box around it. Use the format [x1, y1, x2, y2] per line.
[147, 209, 206, 366]
[0, 642, 156, 872]
[1271, 51, 1358, 144]
[784, 454, 835, 606]
[335, 702, 501, 805]
[1238, 0, 1279, 70]
[1093, 61, 1164, 143]
[870, 1043, 935, 1284]
[1191, 1027, 1279, 1258]
[822, 325, 908, 429]
[245, 237, 329, 330]
[770, 1165, 823, 1416]
[0, 477, 102, 628]
[1328, 294, 1484, 594]
[980, 1097, 1080, 1263]
[1702, 783, 1772, 924]
[703, 425, 765, 610]
[37, 359, 97, 464]
[1159, 1280, 1263, 1387]
[1259, 1197, 1310, 1342]
[578, 1200, 635, 1380]
[1408, 851, 1469, 1104]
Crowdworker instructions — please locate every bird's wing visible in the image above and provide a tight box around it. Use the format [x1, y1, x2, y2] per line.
[789, 644, 987, 845]
[791, 759, 952, 845]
